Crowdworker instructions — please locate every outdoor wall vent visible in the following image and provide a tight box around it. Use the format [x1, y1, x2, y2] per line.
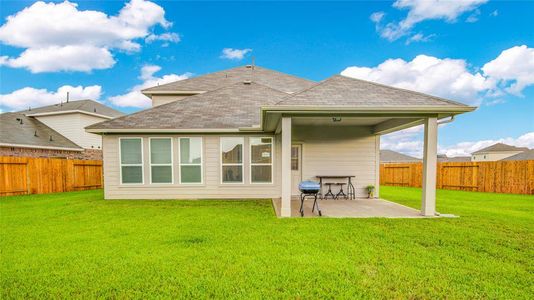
[245, 65, 252, 68]
[332, 117, 342, 122]
[243, 80, 252, 84]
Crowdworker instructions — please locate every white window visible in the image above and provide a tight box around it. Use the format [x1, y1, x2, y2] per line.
[149, 138, 173, 184]
[120, 138, 143, 184]
[221, 137, 244, 183]
[179, 137, 203, 184]
[250, 137, 273, 183]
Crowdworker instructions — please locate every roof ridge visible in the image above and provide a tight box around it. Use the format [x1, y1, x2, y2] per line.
[274, 76, 334, 105]
[336, 74, 470, 107]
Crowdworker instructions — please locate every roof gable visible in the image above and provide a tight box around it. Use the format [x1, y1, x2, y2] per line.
[142, 65, 316, 94]
[472, 143, 529, 154]
[88, 82, 288, 130]
[276, 75, 471, 107]
[501, 149, 534, 161]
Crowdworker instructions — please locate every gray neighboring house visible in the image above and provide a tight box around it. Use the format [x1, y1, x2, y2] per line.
[500, 149, 534, 161]
[380, 150, 421, 163]
[87, 65, 475, 217]
[1, 100, 123, 160]
[471, 143, 529, 162]
[437, 154, 471, 163]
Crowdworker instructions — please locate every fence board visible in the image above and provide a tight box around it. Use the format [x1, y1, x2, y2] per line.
[0, 156, 102, 196]
[381, 160, 534, 195]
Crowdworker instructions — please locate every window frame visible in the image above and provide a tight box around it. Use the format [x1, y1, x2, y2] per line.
[148, 137, 174, 184]
[220, 137, 245, 184]
[119, 137, 144, 185]
[178, 137, 204, 184]
[249, 137, 274, 184]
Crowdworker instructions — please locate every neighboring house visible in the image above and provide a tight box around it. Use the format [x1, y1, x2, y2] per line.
[380, 150, 421, 163]
[437, 154, 471, 163]
[87, 65, 475, 217]
[471, 143, 528, 162]
[1, 100, 123, 160]
[500, 149, 534, 161]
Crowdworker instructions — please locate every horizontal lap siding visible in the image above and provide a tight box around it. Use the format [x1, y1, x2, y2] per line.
[103, 135, 281, 199]
[294, 126, 378, 198]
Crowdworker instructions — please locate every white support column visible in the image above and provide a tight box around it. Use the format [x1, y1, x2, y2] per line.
[281, 117, 292, 217]
[374, 135, 380, 198]
[421, 117, 438, 216]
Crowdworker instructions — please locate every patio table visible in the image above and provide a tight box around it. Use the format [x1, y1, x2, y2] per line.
[316, 175, 356, 200]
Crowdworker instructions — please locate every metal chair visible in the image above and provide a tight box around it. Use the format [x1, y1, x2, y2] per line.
[335, 183, 347, 199]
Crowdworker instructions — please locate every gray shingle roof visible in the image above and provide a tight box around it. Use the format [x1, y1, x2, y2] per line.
[437, 155, 471, 162]
[380, 150, 421, 163]
[501, 149, 534, 161]
[472, 143, 528, 154]
[142, 65, 316, 94]
[0, 112, 82, 149]
[88, 82, 288, 130]
[22, 99, 124, 118]
[277, 75, 470, 107]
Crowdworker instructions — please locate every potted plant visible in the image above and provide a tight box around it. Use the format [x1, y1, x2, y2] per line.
[366, 185, 375, 198]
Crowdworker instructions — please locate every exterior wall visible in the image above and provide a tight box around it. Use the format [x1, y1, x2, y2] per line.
[35, 113, 106, 149]
[102, 134, 282, 199]
[151, 95, 192, 107]
[102, 126, 378, 200]
[0, 147, 102, 160]
[471, 151, 524, 162]
[293, 125, 378, 198]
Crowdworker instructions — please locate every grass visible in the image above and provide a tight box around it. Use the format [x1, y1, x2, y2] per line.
[1, 187, 533, 299]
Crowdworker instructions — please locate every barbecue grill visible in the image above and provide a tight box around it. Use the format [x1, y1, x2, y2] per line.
[298, 181, 322, 217]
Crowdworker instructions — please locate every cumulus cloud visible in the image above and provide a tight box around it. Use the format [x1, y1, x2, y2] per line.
[0, 85, 102, 111]
[145, 32, 180, 46]
[341, 54, 494, 105]
[372, 0, 488, 41]
[381, 126, 425, 158]
[482, 45, 534, 96]
[109, 65, 191, 108]
[341, 45, 534, 105]
[220, 48, 252, 60]
[0, 0, 176, 73]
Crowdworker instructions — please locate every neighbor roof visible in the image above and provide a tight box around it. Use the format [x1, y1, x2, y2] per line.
[438, 155, 471, 162]
[142, 65, 316, 94]
[88, 82, 288, 130]
[380, 150, 421, 163]
[501, 149, 534, 161]
[0, 112, 82, 150]
[276, 75, 471, 108]
[22, 99, 124, 118]
[472, 143, 528, 154]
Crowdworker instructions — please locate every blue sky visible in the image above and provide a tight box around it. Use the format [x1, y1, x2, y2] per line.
[0, 0, 533, 157]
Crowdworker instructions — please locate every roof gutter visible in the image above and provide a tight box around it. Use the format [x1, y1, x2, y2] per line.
[85, 128, 241, 134]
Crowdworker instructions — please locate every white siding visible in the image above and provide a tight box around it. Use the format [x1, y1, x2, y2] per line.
[294, 125, 378, 198]
[35, 113, 106, 149]
[102, 126, 379, 200]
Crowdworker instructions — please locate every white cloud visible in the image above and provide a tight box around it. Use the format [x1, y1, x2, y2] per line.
[109, 65, 191, 108]
[0, 85, 102, 111]
[439, 132, 534, 157]
[372, 0, 488, 41]
[220, 48, 252, 60]
[0, 0, 176, 73]
[341, 54, 494, 105]
[405, 33, 435, 45]
[381, 126, 425, 158]
[370, 11, 385, 23]
[482, 45, 534, 96]
[466, 9, 481, 23]
[490, 10, 498, 17]
[145, 32, 180, 45]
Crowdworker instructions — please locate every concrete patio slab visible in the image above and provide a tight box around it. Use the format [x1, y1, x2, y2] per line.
[272, 197, 429, 218]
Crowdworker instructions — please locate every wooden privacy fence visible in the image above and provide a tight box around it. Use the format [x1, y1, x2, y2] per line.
[0, 156, 102, 196]
[380, 160, 534, 195]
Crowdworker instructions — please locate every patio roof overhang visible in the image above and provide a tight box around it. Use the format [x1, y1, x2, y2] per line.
[238, 105, 476, 135]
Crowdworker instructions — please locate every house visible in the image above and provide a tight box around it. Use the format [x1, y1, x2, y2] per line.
[437, 154, 471, 163]
[0, 100, 123, 160]
[380, 150, 421, 163]
[86, 65, 475, 217]
[471, 143, 528, 162]
[500, 149, 534, 161]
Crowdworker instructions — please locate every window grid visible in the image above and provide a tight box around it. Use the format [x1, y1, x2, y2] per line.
[250, 137, 273, 184]
[149, 137, 173, 184]
[221, 137, 244, 184]
[178, 137, 203, 184]
[119, 137, 144, 185]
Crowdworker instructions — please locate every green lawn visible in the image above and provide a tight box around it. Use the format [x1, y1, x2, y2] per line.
[1, 187, 532, 299]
